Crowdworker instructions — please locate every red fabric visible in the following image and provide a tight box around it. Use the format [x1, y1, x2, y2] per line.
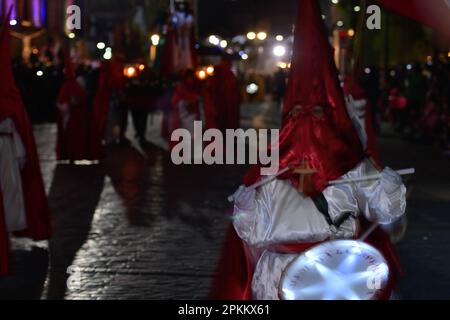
[90, 59, 125, 160]
[189, 27, 199, 71]
[169, 77, 201, 149]
[0, 8, 52, 245]
[161, 25, 177, 76]
[389, 89, 408, 110]
[56, 49, 90, 161]
[202, 80, 218, 130]
[275, 0, 364, 197]
[210, 226, 253, 300]
[377, 0, 450, 41]
[90, 62, 111, 160]
[206, 60, 241, 131]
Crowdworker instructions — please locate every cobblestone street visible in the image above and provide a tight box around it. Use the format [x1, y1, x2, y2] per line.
[1, 102, 450, 300]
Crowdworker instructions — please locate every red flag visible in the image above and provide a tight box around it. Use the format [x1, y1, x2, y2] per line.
[377, 0, 450, 41]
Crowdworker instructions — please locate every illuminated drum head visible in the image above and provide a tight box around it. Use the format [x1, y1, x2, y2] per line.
[279, 240, 390, 300]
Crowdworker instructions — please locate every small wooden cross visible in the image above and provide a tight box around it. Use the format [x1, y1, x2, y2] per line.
[292, 159, 317, 193]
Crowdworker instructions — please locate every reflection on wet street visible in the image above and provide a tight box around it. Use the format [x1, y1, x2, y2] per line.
[2, 102, 450, 299]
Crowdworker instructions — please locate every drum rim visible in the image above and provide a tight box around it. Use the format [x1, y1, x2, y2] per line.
[278, 239, 390, 300]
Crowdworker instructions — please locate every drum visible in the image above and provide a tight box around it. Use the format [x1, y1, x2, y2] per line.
[279, 240, 390, 300]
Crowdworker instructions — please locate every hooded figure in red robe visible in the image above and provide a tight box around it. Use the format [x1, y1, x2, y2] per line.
[211, 0, 406, 300]
[206, 58, 241, 132]
[56, 49, 90, 161]
[90, 58, 126, 159]
[0, 9, 52, 276]
[169, 70, 202, 151]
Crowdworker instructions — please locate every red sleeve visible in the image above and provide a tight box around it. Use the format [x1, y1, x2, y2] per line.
[210, 226, 254, 300]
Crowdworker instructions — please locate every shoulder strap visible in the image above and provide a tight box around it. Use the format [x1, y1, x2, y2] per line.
[312, 193, 353, 228]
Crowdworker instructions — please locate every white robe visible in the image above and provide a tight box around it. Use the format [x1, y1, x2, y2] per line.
[232, 158, 406, 300]
[0, 118, 27, 232]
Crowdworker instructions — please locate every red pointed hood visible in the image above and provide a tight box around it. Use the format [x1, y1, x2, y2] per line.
[283, 0, 348, 119]
[245, 0, 364, 197]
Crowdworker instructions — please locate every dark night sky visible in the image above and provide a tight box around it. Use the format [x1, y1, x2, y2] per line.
[198, 0, 301, 37]
[198, 0, 331, 38]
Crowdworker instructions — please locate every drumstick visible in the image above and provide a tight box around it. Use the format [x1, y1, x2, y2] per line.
[328, 168, 415, 186]
[227, 166, 293, 202]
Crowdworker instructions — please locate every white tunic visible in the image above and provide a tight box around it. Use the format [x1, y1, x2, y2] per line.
[232, 158, 406, 300]
[0, 118, 27, 232]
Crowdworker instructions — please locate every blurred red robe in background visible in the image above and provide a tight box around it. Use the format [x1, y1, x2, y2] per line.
[90, 58, 126, 159]
[170, 72, 202, 151]
[56, 50, 90, 161]
[206, 59, 241, 132]
[0, 10, 52, 275]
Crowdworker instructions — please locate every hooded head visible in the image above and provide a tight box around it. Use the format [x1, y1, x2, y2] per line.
[246, 0, 364, 197]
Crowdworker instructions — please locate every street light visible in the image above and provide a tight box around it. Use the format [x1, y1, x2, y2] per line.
[68, 32, 76, 39]
[197, 70, 207, 80]
[208, 35, 220, 46]
[354, 6, 361, 12]
[247, 32, 256, 40]
[246, 83, 259, 95]
[97, 42, 106, 50]
[336, 20, 344, 27]
[151, 34, 160, 46]
[273, 45, 286, 57]
[257, 32, 267, 41]
[220, 40, 228, 48]
[125, 66, 137, 78]
[206, 66, 214, 76]
[276, 35, 284, 41]
[103, 51, 112, 60]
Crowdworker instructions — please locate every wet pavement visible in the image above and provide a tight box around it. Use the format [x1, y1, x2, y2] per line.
[1, 101, 450, 300]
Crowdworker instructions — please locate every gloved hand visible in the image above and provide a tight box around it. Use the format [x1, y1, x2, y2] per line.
[233, 185, 256, 211]
[380, 167, 402, 194]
